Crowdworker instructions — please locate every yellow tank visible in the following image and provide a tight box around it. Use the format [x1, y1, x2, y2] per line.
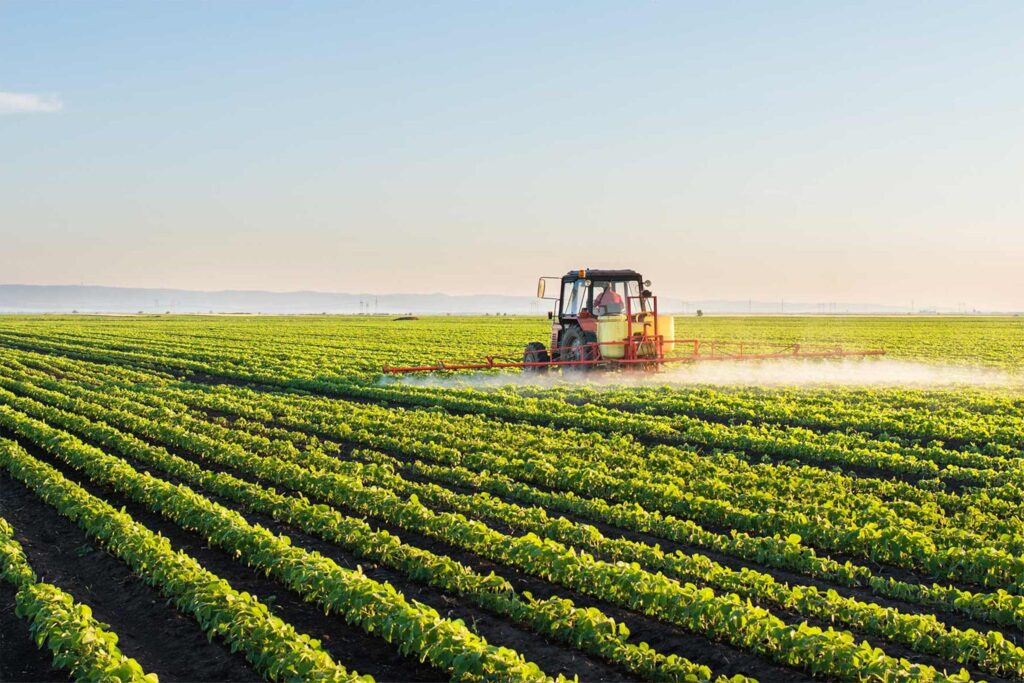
[597, 314, 628, 359]
[642, 314, 676, 353]
[659, 315, 675, 353]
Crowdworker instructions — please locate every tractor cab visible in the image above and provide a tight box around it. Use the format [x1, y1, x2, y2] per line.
[544, 268, 649, 321]
[530, 268, 659, 369]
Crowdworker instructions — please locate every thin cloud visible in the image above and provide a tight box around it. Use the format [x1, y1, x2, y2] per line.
[0, 91, 63, 114]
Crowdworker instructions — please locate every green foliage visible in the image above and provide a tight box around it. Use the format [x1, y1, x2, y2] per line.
[0, 314, 1020, 683]
[0, 441, 365, 683]
[1, 516, 158, 682]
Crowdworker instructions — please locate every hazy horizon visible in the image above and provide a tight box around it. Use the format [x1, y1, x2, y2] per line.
[0, 283, 1011, 314]
[3, 2, 1022, 310]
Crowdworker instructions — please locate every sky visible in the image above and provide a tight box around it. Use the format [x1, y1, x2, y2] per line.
[2, 1, 1022, 310]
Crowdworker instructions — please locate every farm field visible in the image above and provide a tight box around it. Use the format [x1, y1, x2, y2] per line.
[1, 314, 1023, 683]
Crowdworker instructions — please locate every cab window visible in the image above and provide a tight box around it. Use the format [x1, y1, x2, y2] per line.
[561, 280, 590, 316]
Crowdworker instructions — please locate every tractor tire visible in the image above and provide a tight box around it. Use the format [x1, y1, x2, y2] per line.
[523, 342, 550, 373]
[560, 325, 597, 373]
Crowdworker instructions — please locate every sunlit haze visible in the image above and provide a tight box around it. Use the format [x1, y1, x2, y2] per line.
[2, 1, 1022, 310]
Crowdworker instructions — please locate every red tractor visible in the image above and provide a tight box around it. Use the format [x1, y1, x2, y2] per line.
[524, 268, 674, 373]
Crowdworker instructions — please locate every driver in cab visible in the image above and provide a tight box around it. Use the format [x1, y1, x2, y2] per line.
[594, 283, 624, 315]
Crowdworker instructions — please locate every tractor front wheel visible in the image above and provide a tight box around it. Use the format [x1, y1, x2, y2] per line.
[523, 342, 550, 373]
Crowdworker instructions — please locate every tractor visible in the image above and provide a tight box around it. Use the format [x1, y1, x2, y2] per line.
[524, 268, 673, 372]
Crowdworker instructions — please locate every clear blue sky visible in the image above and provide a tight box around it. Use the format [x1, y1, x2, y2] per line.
[2, 1, 1022, 309]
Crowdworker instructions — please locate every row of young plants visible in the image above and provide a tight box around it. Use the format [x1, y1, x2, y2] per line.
[0, 380, 725, 682]
[4, 328, 1018, 488]
[0, 317, 529, 382]
[6, 348, 1015, 602]
[123, 362, 1019, 540]
[158, 395, 1022, 572]
[12, 353, 995, 624]
[149, 362, 1024, 546]
[333, 451, 1024, 679]
[360, 449, 1024, 632]
[311, 379, 1023, 476]
[16, 317, 1024, 440]
[0, 403, 557, 683]
[185, 401, 1016, 550]
[12, 344, 1011, 606]
[0, 321, 407, 385]
[8, 350, 1024, 655]
[0, 514, 158, 682]
[50, 343, 1010, 532]
[17, 352, 893, 586]
[513, 384, 1024, 455]
[148, 378, 1024, 590]
[32, 339, 1022, 526]
[3, 326, 1021, 515]
[9, 342, 950, 548]
[402, 383, 1023, 495]
[132, 374, 1020, 681]
[65, 375, 1018, 680]
[0, 440, 365, 682]
[4, 310, 1021, 377]
[0, 380, 979, 682]
[336, 393, 1023, 560]
[216, 407, 1024, 636]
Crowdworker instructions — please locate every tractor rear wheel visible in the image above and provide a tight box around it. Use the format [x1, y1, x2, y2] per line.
[560, 326, 597, 373]
[523, 342, 550, 373]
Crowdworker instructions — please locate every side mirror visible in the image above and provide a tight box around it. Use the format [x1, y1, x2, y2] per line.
[547, 311, 553, 319]
[537, 279, 545, 298]
[643, 280, 652, 288]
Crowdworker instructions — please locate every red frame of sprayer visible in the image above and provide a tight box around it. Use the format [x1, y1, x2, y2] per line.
[381, 295, 886, 374]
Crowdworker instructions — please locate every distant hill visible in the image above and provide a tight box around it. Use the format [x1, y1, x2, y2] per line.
[0, 284, 978, 314]
[0, 285, 538, 314]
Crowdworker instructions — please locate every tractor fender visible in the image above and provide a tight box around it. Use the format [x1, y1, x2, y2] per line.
[577, 317, 599, 335]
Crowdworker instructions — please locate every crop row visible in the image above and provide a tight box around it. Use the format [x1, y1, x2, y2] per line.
[2, 328, 1021, 481]
[69, 379, 1022, 678]
[147, 378, 1024, 589]
[201, 401, 1024, 681]
[15, 351, 1011, 627]
[0, 381, 721, 682]
[10, 345, 967, 543]
[0, 514, 158, 682]
[310, 379, 1023, 476]
[11, 344, 1022, 527]
[0, 403, 555, 682]
[354, 454, 1024, 676]
[219, 404, 1024, 636]
[2, 328, 1022, 505]
[362, 450, 1024, 631]
[0, 439, 364, 682]
[0, 380, 981, 682]
[3, 311, 1022, 375]
[513, 384, 1024, 454]
[314, 380, 1024, 494]
[19, 346, 1012, 560]
[286, 377, 1024, 519]
[188, 386, 1024, 639]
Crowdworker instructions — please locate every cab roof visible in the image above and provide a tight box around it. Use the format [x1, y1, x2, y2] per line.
[562, 269, 642, 282]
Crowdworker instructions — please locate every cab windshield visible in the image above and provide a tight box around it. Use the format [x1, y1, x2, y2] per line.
[562, 278, 645, 316]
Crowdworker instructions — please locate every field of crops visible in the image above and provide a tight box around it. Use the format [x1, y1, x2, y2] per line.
[1, 314, 1022, 683]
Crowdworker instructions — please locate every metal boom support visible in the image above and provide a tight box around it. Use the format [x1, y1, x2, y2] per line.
[382, 342, 885, 374]
[380, 292, 885, 375]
